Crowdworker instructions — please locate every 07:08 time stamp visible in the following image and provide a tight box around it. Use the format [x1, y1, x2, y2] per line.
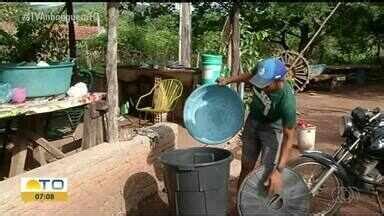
[34, 193, 55, 200]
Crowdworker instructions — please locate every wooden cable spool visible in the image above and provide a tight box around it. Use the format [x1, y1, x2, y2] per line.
[279, 3, 341, 94]
[279, 50, 311, 93]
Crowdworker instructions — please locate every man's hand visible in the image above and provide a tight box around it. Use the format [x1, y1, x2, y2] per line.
[265, 169, 283, 195]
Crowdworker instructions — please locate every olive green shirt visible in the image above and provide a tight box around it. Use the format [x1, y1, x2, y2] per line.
[249, 81, 297, 128]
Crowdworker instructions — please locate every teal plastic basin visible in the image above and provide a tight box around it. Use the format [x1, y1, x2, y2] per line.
[0, 62, 74, 97]
[184, 84, 245, 145]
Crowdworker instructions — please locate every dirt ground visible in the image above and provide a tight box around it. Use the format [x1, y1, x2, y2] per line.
[292, 84, 384, 215]
[141, 83, 384, 216]
[1, 84, 384, 215]
[233, 84, 384, 216]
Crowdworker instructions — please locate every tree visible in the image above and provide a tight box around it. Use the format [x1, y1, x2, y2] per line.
[0, 2, 31, 22]
[179, 3, 192, 67]
[105, 2, 119, 143]
[241, 3, 337, 58]
[316, 3, 384, 64]
[119, 3, 177, 26]
[66, 1, 76, 60]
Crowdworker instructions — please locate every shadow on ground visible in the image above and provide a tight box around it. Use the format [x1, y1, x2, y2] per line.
[123, 124, 178, 216]
[123, 172, 169, 216]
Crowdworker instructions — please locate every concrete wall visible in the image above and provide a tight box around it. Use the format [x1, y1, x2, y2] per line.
[0, 123, 179, 216]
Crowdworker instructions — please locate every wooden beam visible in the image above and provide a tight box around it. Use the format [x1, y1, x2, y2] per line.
[178, 3, 192, 67]
[33, 146, 47, 166]
[106, 2, 120, 143]
[23, 131, 66, 159]
[230, 2, 241, 93]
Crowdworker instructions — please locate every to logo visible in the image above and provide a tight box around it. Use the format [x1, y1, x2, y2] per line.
[21, 177, 68, 202]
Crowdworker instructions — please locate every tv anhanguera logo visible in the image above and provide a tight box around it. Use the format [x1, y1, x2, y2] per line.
[20, 177, 68, 202]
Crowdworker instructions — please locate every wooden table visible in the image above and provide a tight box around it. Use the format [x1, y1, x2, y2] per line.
[0, 93, 107, 177]
[117, 66, 201, 123]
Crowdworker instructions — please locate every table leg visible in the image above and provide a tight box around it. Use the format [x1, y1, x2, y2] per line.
[82, 103, 100, 150]
[95, 116, 105, 145]
[33, 146, 47, 166]
[8, 134, 28, 177]
[1, 119, 11, 163]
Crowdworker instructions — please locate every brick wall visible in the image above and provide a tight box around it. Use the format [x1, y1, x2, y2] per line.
[0, 123, 179, 216]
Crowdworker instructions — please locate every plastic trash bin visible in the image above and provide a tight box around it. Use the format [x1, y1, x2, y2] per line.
[159, 147, 233, 216]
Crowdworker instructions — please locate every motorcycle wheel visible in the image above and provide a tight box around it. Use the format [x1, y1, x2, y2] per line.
[288, 157, 343, 215]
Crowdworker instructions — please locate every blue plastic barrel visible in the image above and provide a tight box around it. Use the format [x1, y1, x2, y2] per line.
[201, 54, 223, 85]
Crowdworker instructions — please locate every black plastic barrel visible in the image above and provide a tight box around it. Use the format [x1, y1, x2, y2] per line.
[159, 147, 233, 216]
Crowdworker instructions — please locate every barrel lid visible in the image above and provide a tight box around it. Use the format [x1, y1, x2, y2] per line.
[238, 167, 311, 216]
[183, 84, 244, 145]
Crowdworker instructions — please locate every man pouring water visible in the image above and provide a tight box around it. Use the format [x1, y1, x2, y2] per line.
[218, 57, 296, 194]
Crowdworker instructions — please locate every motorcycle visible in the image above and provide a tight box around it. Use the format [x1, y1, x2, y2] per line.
[288, 107, 384, 215]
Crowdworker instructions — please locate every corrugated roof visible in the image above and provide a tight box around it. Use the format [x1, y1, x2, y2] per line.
[59, 25, 103, 40]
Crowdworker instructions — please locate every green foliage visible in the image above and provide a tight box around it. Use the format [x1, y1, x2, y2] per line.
[194, 31, 223, 55]
[120, 3, 177, 26]
[2, 2, 384, 71]
[0, 14, 69, 63]
[73, 3, 106, 26]
[0, 4, 70, 63]
[0, 3, 31, 21]
[190, 3, 229, 66]
[78, 12, 178, 69]
[116, 14, 178, 66]
[318, 3, 384, 64]
[76, 34, 106, 72]
[240, 19, 270, 72]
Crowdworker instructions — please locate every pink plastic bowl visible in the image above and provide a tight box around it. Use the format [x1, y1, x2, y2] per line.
[12, 88, 27, 104]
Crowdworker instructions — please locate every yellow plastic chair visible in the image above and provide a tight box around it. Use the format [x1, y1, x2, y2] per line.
[136, 79, 183, 124]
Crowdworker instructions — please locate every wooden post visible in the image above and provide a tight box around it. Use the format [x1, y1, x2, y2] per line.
[8, 135, 28, 177]
[66, 1, 76, 60]
[81, 105, 96, 149]
[179, 3, 192, 67]
[105, 2, 120, 143]
[230, 2, 241, 93]
[82, 102, 106, 149]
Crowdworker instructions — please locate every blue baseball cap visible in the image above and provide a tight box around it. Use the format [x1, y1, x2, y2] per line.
[249, 57, 287, 88]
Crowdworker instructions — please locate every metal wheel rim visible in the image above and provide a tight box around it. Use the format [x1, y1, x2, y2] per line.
[237, 167, 311, 216]
[292, 161, 342, 215]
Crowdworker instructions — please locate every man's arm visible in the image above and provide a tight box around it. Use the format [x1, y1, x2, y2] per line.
[267, 127, 295, 194]
[277, 127, 295, 170]
[217, 73, 253, 85]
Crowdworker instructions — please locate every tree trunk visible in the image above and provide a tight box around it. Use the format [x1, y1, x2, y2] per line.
[229, 2, 241, 92]
[377, 40, 384, 67]
[66, 1, 76, 60]
[179, 3, 191, 67]
[298, 24, 310, 56]
[105, 2, 120, 143]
